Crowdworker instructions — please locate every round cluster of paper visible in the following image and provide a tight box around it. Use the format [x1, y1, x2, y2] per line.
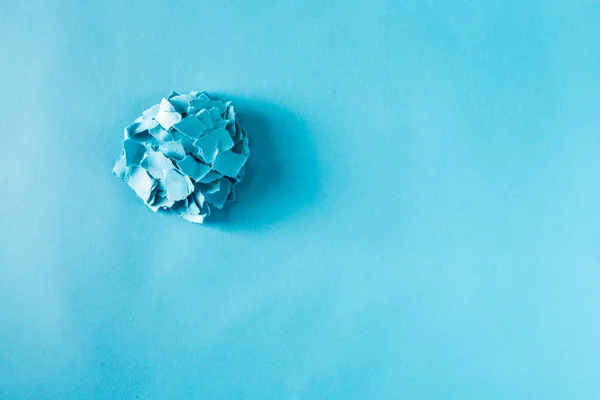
[113, 91, 250, 223]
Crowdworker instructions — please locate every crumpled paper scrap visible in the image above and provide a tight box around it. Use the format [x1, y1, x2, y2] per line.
[113, 91, 250, 223]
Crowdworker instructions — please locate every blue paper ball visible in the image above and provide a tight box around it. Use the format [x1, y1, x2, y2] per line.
[113, 91, 250, 223]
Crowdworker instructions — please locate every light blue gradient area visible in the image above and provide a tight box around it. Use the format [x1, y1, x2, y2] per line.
[1, 1, 600, 398]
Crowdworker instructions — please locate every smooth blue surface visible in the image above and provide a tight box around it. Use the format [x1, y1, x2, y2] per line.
[2, 1, 600, 398]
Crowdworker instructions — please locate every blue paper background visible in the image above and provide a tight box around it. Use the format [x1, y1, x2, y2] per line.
[2, 1, 600, 398]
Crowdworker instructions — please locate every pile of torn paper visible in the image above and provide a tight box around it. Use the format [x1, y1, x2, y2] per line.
[113, 91, 250, 223]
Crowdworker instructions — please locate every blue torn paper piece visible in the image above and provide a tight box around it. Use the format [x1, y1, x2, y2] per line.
[176, 156, 211, 181]
[113, 91, 250, 223]
[213, 150, 248, 178]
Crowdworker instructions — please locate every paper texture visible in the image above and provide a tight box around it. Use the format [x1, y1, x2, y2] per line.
[113, 91, 250, 223]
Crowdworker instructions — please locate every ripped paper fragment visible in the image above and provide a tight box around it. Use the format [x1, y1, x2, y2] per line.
[113, 91, 250, 223]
